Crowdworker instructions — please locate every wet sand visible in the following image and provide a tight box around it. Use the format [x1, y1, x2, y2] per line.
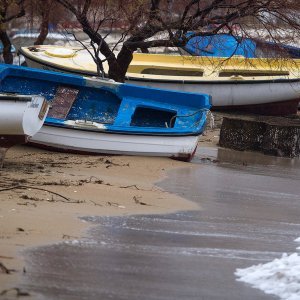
[0, 146, 209, 295]
[0, 114, 223, 297]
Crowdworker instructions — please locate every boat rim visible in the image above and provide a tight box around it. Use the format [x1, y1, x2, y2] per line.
[42, 122, 203, 137]
[20, 47, 300, 85]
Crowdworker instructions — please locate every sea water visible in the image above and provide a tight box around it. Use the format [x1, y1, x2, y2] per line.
[22, 147, 300, 300]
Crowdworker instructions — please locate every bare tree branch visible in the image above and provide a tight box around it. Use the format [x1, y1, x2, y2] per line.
[52, 0, 300, 82]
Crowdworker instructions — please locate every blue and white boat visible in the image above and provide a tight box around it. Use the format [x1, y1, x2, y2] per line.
[0, 64, 211, 161]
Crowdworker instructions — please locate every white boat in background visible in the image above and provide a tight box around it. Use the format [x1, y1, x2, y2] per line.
[20, 45, 300, 115]
[0, 93, 49, 166]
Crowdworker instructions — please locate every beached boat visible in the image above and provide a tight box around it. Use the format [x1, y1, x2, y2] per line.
[20, 45, 300, 115]
[0, 64, 210, 161]
[0, 93, 49, 166]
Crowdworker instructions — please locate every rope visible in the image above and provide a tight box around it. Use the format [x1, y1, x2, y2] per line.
[166, 108, 214, 129]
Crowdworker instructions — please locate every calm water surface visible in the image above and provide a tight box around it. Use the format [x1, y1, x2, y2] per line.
[22, 147, 300, 300]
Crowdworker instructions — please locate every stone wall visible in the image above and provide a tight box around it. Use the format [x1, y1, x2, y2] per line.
[219, 114, 300, 158]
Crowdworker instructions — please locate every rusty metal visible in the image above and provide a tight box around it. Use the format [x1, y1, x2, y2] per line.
[38, 99, 49, 120]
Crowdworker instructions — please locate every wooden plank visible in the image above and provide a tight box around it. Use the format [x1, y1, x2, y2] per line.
[48, 86, 79, 119]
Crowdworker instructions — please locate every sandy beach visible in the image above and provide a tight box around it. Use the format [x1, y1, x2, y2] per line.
[0, 115, 221, 295]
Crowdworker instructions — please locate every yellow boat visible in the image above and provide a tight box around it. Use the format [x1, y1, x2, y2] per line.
[20, 45, 300, 115]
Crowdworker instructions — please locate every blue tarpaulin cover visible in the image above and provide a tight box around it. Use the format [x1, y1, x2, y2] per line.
[183, 33, 300, 58]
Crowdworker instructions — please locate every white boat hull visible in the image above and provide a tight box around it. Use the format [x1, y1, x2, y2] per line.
[0, 94, 48, 166]
[30, 125, 199, 161]
[0, 94, 48, 145]
[125, 77, 300, 107]
[25, 58, 300, 115]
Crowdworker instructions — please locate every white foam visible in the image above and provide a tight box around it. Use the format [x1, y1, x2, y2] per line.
[235, 250, 300, 300]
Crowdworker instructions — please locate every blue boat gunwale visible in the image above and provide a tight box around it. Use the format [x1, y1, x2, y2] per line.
[0, 63, 211, 105]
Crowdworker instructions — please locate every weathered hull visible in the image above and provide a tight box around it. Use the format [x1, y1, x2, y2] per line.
[30, 125, 199, 162]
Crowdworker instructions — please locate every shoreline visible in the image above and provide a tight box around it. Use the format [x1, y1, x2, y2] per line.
[0, 146, 200, 293]
[0, 113, 221, 294]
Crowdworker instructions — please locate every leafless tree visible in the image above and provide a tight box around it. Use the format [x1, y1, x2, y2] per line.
[24, 0, 67, 45]
[0, 0, 25, 63]
[32, 0, 52, 45]
[53, 0, 300, 82]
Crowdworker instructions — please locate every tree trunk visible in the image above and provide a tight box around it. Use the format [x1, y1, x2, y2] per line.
[79, 16, 128, 82]
[114, 46, 134, 82]
[0, 29, 13, 64]
[34, 4, 50, 45]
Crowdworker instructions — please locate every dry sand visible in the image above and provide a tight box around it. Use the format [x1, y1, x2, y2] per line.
[0, 114, 221, 294]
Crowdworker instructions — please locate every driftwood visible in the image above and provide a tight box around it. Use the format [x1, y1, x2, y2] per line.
[0, 185, 70, 201]
[219, 114, 300, 157]
[0, 262, 15, 274]
[0, 288, 30, 297]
